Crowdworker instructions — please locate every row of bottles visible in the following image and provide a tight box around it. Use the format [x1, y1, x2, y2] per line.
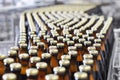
[0, 7, 114, 80]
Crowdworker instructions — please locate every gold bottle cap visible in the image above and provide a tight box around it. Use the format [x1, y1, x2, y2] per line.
[82, 34, 88, 39]
[68, 51, 77, 56]
[45, 74, 59, 80]
[33, 36, 40, 40]
[26, 68, 38, 76]
[79, 65, 91, 72]
[29, 49, 37, 55]
[4, 58, 14, 65]
[19, 53, 29, 59]
[66, 34, 72, 38]
[72, 36, 79, 41]
[10, 63, 22, 70]
[59, 60, 70, 66]
[30, 57, 41, 63]
[8, 50, 17, 56]
[67, 41, 74, 45]
[87, 36, 94, 41]
[18, 40, 26, 44]
[19, 43, 27, 48]
[0, 54, 7, 60]
[2, 73, 17, 80]
[57, 36, 63, 40]
[87, 46, 96, 51]
[79, 38, 85, 43]
[36, 62, 48, 69]
[44, 35, 50, 39]
[84, 41, 91, 45]
[49, 46, 57, 49]
[89, 50, 98, 56]
[61, 55, 71, 60]
[68, 46, 76, 51]
[63, 38, 70, 42]
[74, 72, 88, 79]
[49, 49, 58, 54]
[42, 53, 51, 59]
[83, 59, 94, 65]
[33, 39, 40, 43]
[57, 43, 64, 47]
[93, 43, 101, 47]
[83, 54, 93, 59]
[86, 30, 93, 34]
[10, 46, 19, 51]
[94, 39, 101, 43]
[50, 40, 57, 45]
[53, 66, 66, 74]
[30, 46, 38, 49]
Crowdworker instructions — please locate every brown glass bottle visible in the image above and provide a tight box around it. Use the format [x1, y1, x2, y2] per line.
[63, 38, 70, 54]
[19, 53, 29, 79]
[10, 46, 19, 54]
[41, 53, 52, 74]
[59, 60, 70, 80]
[2, 73, 17, 80]
[19, 43, 27, 53]
[68, 51, 78, 79]
[10, 63, 22, 80]
[3, 58, 14, 73]
[0, 55, 6, 79]
[79, 65, 94, 80]
[75, 43, 83, 65]
[45, 74, 59, 80]
[29, 57, 41, 68]
[49, 48, 59, 68]
[36, 62, 48, 80]
[53, 66, 66, 80]
[26, 68, 38, 80]
[29, 49, 38, 57]
[8, 50, 18, 62]
[74, 72, 88, 80]
[57, 43, 64, 60]
[37, 42, 45, 57]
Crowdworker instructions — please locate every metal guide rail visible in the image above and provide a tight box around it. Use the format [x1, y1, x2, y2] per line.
[0, 5, 114, 80]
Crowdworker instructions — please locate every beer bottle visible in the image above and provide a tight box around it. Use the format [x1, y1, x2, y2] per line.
[29, 49, 38, 57]
[0, 54, 6, 79]
[36, 62, 48, 80]
[74, 43, 83, 65]
[29, 57, 41, 68]
[49, 48, 59, 68]
[45, 74, 59, 80]
[2, 73, 17, 80]
[41, 53, 52, 74]
[68, 51, 78, 79]
[74, 72, 88, 80]
[10, 46, 19, 54]
[53, 66, 66, 80]
[63, 38, 70, 54]
[19, 43, 27, 53]
[30, 46, 38, 50]
[61, 55, 71, 60]
[8, 50, 18, 62]
[19, 53, 29, 79]
[59, 60, 70, 80]
[83, 54, 93, 60]
[79, 65, 94, 80]
[68, 46, 76, 51]
[37, 42, 45, 57]
[57, 36, 64, 42]
[3, 58, 14, 73]
[72, 36, 79, 43]
[57, 43, 64, 60]
[10, 63, 22, 80]
[50, 40, 57, 46]
[26, 68, 38, 80]
[79, 38, 85, 45]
